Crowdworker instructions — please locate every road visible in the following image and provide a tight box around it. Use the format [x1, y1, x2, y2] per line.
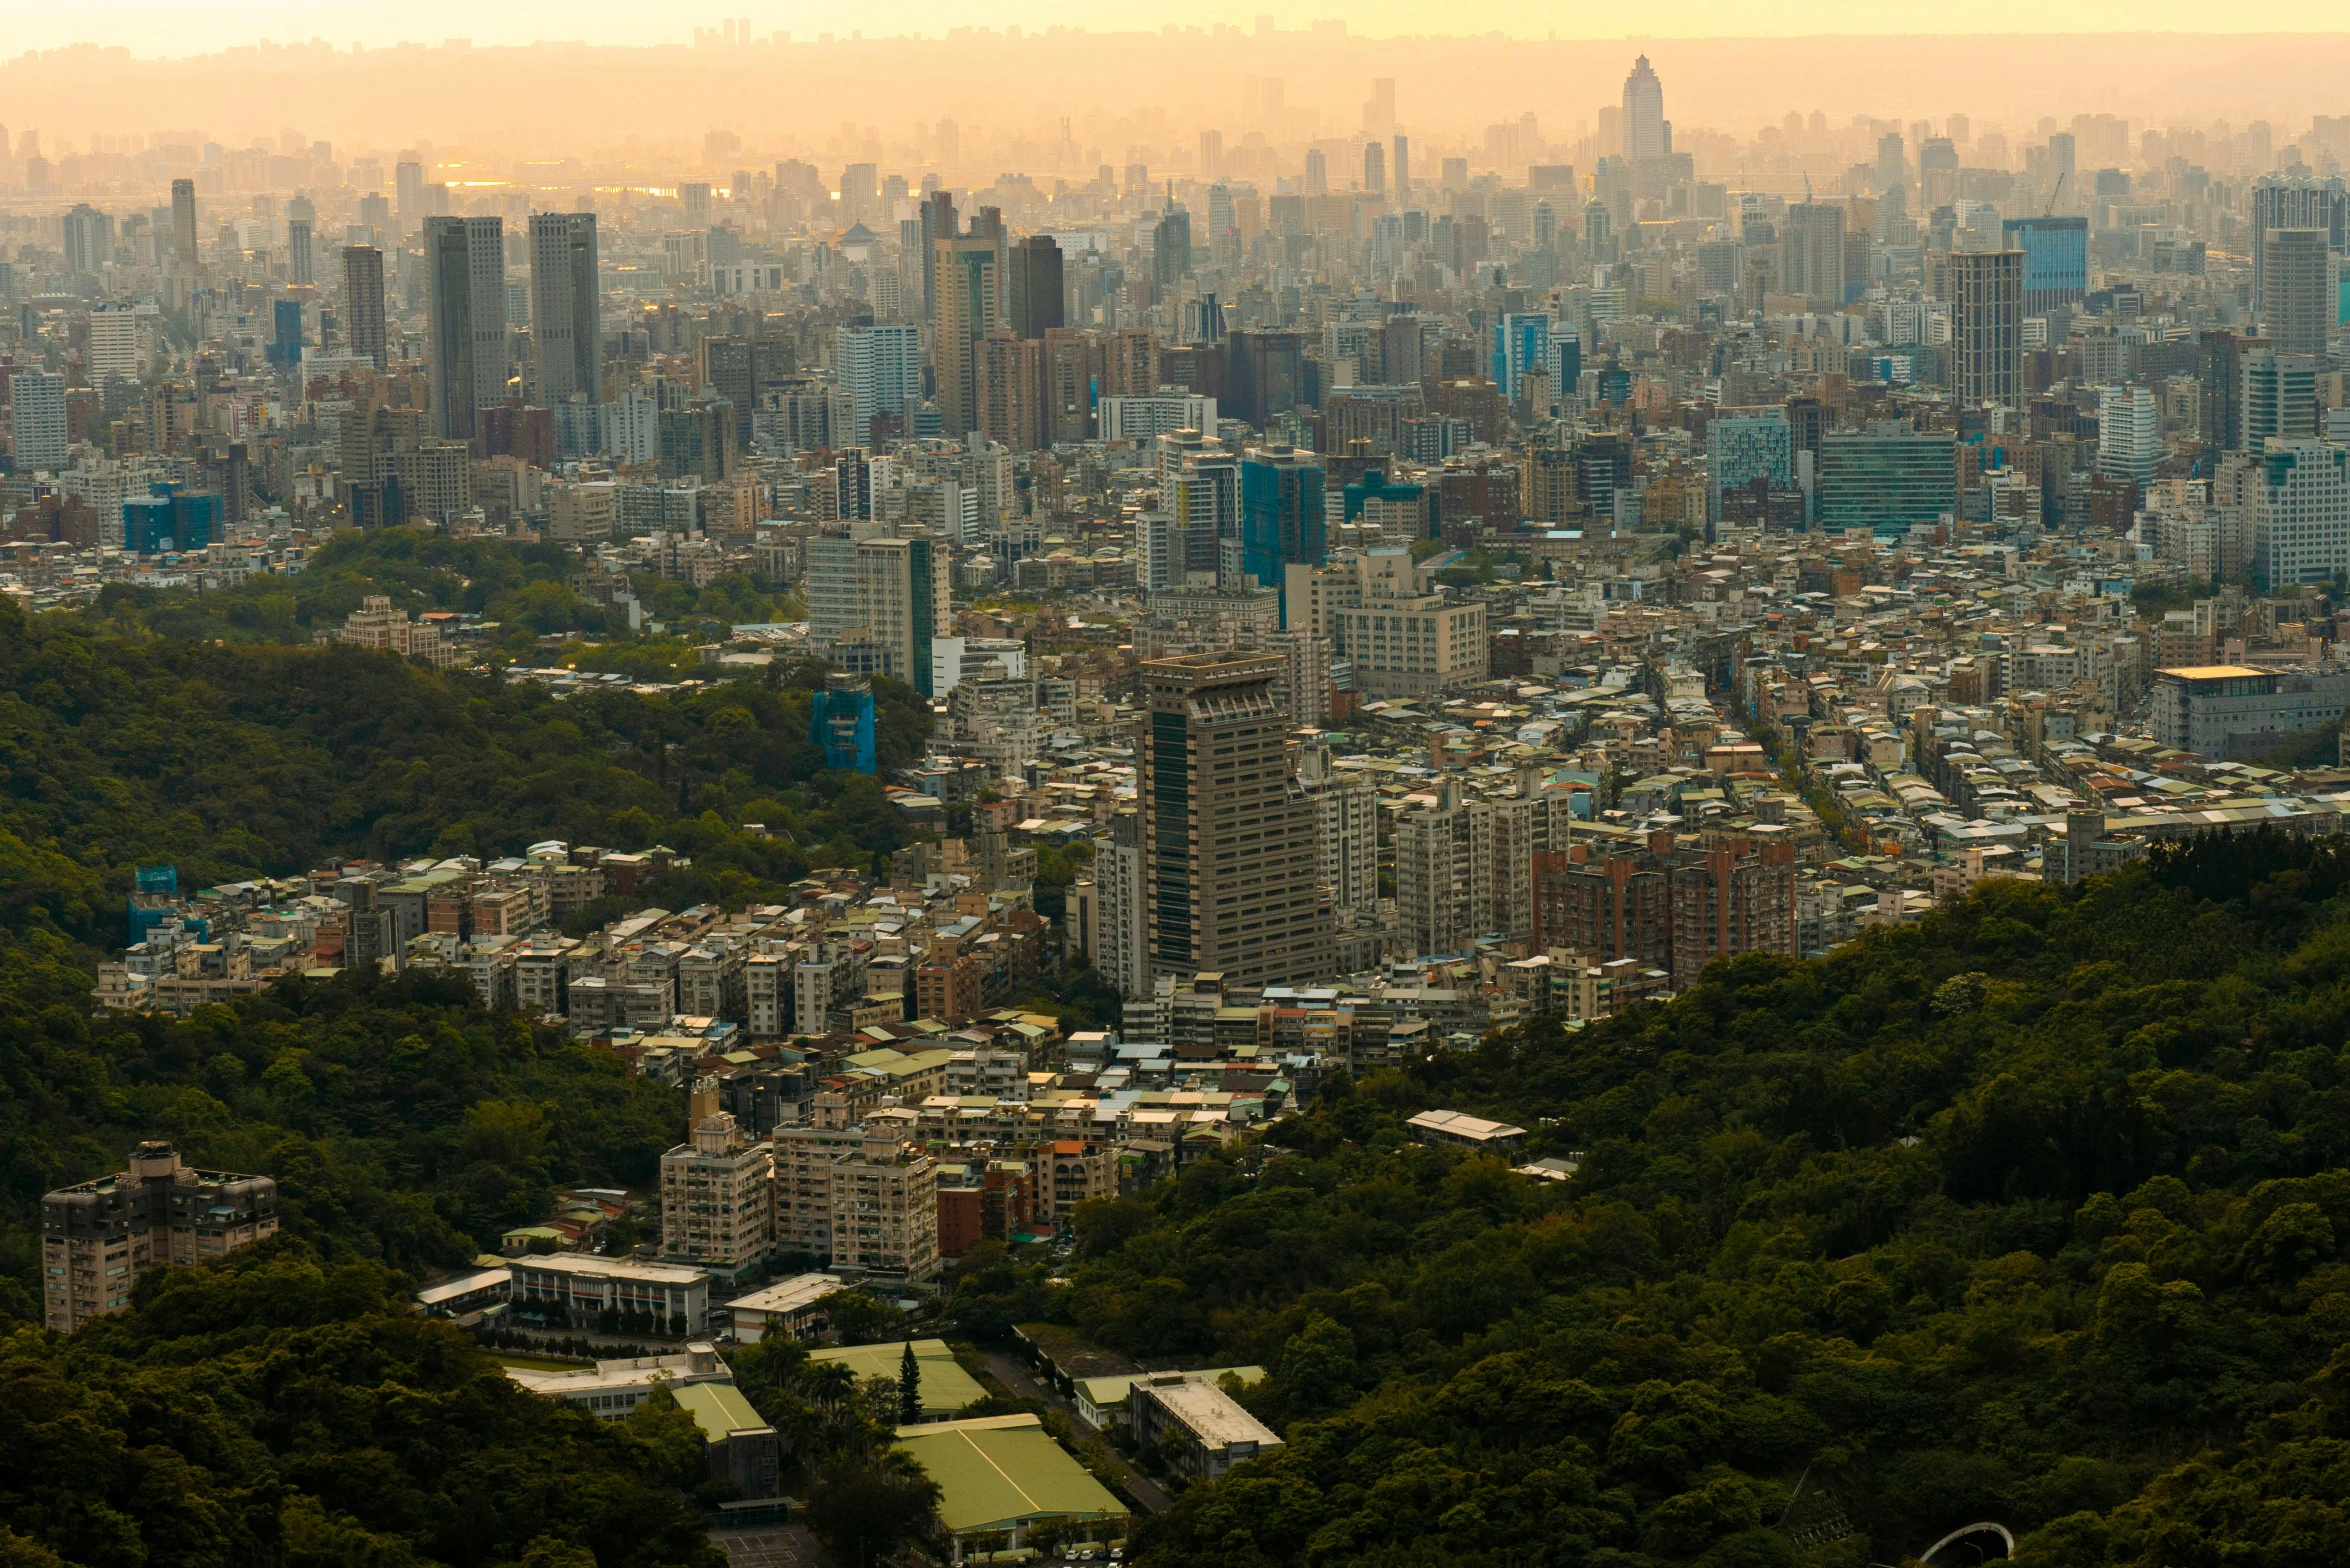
[982, 1350, 1173, 1515]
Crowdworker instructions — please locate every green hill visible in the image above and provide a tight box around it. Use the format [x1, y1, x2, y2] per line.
[947, 837, 2350, 1568]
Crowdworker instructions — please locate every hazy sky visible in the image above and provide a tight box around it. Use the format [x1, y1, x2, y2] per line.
[16, 0, 2349, 55]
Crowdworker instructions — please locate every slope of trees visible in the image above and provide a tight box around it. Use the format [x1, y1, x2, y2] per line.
[0, 596, 931, 950]
[90, 526, 797, 653]
[945, 835, 2350, 1568]
[0, 1238, 723, 1568]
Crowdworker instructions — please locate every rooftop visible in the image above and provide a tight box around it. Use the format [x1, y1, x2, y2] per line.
[891, 1413, 1130, 1535]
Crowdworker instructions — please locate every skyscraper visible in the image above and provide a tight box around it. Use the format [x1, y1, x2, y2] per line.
[170, 178, 198, 272]
[934, 234, 1002, 437]
[805, 533, 938, 696]
[287, 218, 314, 285]
[2241, 347, 2320, 449]
[1007, 234, 1063, 338]
[1621, 55, 1667, 160]
[2000, 215, 2089, 316]
[424, 215, 507, 445]
[1241, 445, 1326, 604]
[2251, 175, 2348, 306]
[2261, 227, 2331, 362]
[8, 368, 68, 471]
[61, 205, 113, 279]
[1781, 204, 1847, 309]
[1363, 141, 1386, 196]
[2096, 385, 2161, 484]
[1949, 249, 2025, 410]
[1140, 652, 1334, 988]
[1392, 134, 1411, 196]
[837, 322, 923, 442]
[1153, 201, 1192, 293]
[342, 245, 387, 371]
[529, 212, 601, 406]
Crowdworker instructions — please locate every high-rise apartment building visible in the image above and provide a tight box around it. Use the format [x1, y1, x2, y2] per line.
[342, 245, 387, 370]
[659, 1093, 776, 1275]
[1140, 653, 1334, 988]
[1395, 777, 1578, 956]
[1298, 745, 1377, 927]
[1080, 808, 1152, 998]
[1153, 203, 1193, 293]
[773, 1119, 940, 1280]
[2260, 227, 2331, 362]
[87, 307, 140, 387]
[1533, 832, 1797, 989]
[2227, 439, 2350, 590]
[934, 234, 1003, 437]
[41, 1141, 277, 1332]
[424, 215, 507, 446]
[1948, 249, 2024, 410]
[9, 368, 68, 471]
[529, 212, 602, 406]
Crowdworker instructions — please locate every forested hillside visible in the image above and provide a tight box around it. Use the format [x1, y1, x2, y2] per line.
[947, 837, 2350, 1568]
[90, 526, 796, 652]
[0, 1239, 724, 1568]
[0, 594, 931, 950]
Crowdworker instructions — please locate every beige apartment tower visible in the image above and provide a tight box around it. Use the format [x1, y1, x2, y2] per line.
[659, 1085, 777, 1273]
[1140, 652, 1335, 988]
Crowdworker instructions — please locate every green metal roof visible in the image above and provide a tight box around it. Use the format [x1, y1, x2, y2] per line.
[671, 1381, 767, 1444]
[892, 1414, 1129, 1535]
[808, 1338, 987, 1415]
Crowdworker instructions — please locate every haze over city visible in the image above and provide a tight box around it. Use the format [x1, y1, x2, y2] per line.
[12, 8, 2350, 1568]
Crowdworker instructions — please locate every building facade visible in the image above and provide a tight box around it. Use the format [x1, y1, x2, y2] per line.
[41, 1142, 278, 1331]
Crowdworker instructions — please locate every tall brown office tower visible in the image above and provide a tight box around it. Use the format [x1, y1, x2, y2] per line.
[1141, 653, 1334, 988]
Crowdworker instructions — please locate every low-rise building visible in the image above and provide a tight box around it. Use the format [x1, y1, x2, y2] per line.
[508, 1253, 712, 1335]
[1126, 1371, 1285, 1479]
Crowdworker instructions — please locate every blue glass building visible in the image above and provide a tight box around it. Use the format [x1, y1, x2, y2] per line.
[2000, 216, 2089, 315]
[809, 673, 877, 774]
[1240, 446, 1326, 622]
[121, 483, 222, 554]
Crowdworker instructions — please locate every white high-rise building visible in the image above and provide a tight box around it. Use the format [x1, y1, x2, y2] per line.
[836, 322, 921, 443]
[2238, 439, 2350, 590]
[9, 369, 68, 472]
[2096, 385, 2162, 484]
[87, 307, 142, 387]
[658, 1089, 775, 1272]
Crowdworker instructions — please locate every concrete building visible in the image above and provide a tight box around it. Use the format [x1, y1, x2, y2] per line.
[1140, 652, 1335, 988]
[528, 212, 601, 407]
[1127, 1373, 1286, 1480]
[659, 1088, 776, 1278]
[1533, 831, 1798, 988]
[424, 214, 506, 446]
[508, 1253, 713, 1335]
[9, 368, 68, 472]
[40, 1141, 278, 1331]
[772, 1121, 941, 1280]
[1948, 250, 2024, 411]
[804, 531, 941, 696]
[1404, 1109, 1530, 1153]
[2150, 664, 2350, 759]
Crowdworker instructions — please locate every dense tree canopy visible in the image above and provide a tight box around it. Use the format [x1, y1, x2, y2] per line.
[948, 834, 2350, 1568]
[0, 1239, 723, 1568]
[90, 527, 798, 655]
[0, 595, 931, 950]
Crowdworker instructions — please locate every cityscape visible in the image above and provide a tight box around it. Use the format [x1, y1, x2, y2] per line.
[9, 18, 2350, 1568]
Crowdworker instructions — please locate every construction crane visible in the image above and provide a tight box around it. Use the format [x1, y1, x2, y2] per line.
[2044, 170, 2066, 218]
